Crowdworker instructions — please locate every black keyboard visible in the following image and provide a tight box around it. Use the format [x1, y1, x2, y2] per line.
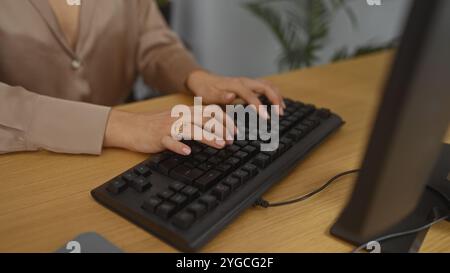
[91, 97, 344, 251]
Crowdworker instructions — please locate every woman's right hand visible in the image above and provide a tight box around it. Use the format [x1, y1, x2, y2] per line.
[103, 108, 236, 155]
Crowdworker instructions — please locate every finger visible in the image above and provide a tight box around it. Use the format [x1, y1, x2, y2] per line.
[259, 79, 286, 109]
[199, 89, 236, 105]
[228, 80, 270, 120]
[186, 123, 227, 149]
[222, 112, 237, 144]
[161, 136, 192, 156]
[246, 79, 284, 116]
[189, 106, 223, 128]
[221, 91, 237, 105]
[204, 105, 236, 143]
[202, 116, 230, 143]
[175, 122, 226, 149]
[192, 105, 236, 143]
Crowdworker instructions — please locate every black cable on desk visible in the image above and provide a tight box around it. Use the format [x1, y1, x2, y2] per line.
[253, 169, 360, 208]
[253, 167, 450, 252]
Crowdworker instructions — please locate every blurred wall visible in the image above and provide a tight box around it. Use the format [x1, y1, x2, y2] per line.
[172, 0, 412, 77]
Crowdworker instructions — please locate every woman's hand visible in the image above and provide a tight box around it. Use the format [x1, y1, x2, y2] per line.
[187, 70, 286, 119]
[104, 108, 235, 155]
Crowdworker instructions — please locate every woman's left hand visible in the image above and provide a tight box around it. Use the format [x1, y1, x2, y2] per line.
[186, 70, 286, 119]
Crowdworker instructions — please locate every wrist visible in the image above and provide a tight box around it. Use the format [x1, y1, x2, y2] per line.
[186, 69, 210, 95]
[104, 109, 132, 148]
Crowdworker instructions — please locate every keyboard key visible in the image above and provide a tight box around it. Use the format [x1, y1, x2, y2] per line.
[277, 143, 287, 154]
[250, 141, 261, 149]
[295, 124, 309, 133]
[281, 120, 292, 128]
[253, 154, 270, 168]
[234, 151, 249, 161]
[212, 184, 230, 201]
[158, 190, 175, 200]
[292, 111, 306, 121]
[170, 165, 193, 177]
[287, 115, 299, 123]
[170, 165, 204, 184]
[243, 164, 258, 177]
[142, 196, 162, 213]
[224, 176, 241, 191]
[203, 147, 219, 156]
[194, 170, 222, 191]
[107, 178, 127, 194]
[235, 140, 249, 147]
[183, 162, 197, 169]
[147, 152, 171, 168]
[199, 195, 218, 211]
[159, 156, 185, 175]
[280, 137, 293, 149]
[198, 162, 215, 171]
[232, 169, 250, 184]
[207, 157, 222, 165]
[122, 171, 138, 183]
[225, 157, 241, 168]
[227, 145, 241, 153]
[287, 103, 300, 111]
[156, 202, 177, 219]
[134, 164, 152, 177]
[169, 181, 186, 192]
[173, 211, 195, 229]
[170, 194, 189, 209]
[215, 163, 232, 173]
[190, 144, 203, 154]
[187, 203, 207, 218]
[217, 150, 232, 160]
[193, 153, 208, 163]
[262, 150, 278, 161]
[317, 108, 331, 119]
[242, 145, 257, 156]
[181, 186, 200, 201]
[287, 129, 304, 141]
[306, 115, 320, 122]
[191, 159, 202, 166]
[302, 119, 318, 129]
[131, 177, 152, 192]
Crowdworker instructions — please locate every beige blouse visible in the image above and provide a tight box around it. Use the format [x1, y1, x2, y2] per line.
[0, 0, 199, 155]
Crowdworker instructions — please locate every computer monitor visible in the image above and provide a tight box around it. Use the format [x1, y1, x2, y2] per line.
[330, 0, 450, 253]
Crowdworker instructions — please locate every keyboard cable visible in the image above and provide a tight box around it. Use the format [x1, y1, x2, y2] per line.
[253, 169, 360, 208]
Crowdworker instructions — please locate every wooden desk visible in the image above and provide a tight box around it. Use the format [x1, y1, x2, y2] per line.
[1, 52, 449, 253]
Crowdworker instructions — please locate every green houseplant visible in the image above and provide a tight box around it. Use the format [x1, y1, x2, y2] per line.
[245, 0, 394, 71]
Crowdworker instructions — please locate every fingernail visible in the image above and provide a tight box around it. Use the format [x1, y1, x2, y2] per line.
[216, 140, 226, 146]
[261, 108, 270, 120]
[226, 132, 234, 143]
[280, 106, 285, 116]
[182, 147, 191, 155]
[225, 93, 235, 101]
